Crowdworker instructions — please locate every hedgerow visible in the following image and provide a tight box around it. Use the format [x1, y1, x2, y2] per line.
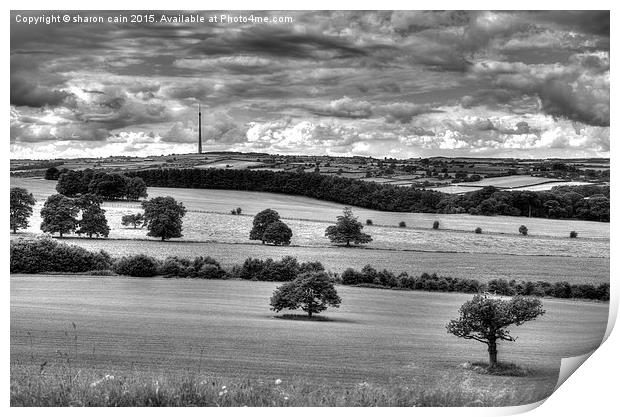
[10, 238, 609, 301]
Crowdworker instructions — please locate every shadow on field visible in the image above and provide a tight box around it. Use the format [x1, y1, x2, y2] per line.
[270, 314, 358, 324]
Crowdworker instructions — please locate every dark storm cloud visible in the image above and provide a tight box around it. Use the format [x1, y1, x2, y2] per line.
[10, 75, 73, 108]
[189, 26, 368, 59]
[9, 10, 610, 159]
[529, 10, 610, 37]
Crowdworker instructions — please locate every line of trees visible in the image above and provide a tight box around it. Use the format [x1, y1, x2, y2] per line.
[10, 185, 186, 241]
[126, 168, 609, 222]
[56, 169, 148, 201]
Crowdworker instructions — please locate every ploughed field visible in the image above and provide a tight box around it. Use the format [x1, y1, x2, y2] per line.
[10, 275, 609, 404]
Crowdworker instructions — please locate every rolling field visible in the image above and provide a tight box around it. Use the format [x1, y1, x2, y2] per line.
[429, 181, 598, 194]
[461, 175, 563, 188]
[10, 275, 609, 405]
[10, 177, 610, 240]
[34, 238, 610, 284]
[12, 205, 609, 258]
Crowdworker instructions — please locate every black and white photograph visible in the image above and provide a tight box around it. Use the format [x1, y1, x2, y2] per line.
[9, 8, 612, 408]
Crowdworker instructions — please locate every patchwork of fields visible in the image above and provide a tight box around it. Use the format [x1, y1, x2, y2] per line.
[11, 177, 611, 240]
[10, 176, 610, 283]
[10, 275, 609, 404]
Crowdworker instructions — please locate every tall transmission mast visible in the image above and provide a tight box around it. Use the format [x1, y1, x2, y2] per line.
[198, 104, 202, 154]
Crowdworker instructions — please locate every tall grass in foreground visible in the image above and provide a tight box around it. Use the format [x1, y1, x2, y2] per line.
[11, 364, 546, 407]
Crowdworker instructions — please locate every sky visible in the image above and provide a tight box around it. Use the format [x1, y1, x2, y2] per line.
[10, 10, 610, 160]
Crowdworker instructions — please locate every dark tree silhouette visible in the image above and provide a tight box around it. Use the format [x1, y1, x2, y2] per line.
[250, 209, 281, 244]
[121, 213, 145, 228]
[125, 177, 148, 200]
[40, 194, 79, 237]
[141, 196, 186, 241]
[10, 187, 36, 233]
[325, 207, 372, 247]
[76, 194, 109, 238]
[447, 294, 545, 368]
[44, 166, 60, 180]
[262, 220, 293, 245]
[270, 272, 342, 317]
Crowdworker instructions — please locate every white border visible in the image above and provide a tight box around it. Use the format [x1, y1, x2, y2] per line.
[4, 2, 617, 415]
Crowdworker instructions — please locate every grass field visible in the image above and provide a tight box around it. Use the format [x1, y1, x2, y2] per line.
[429, 181, 598, 194]
[10, 177, 610, 241]
[10, 275, 609, 406]
[461, 175, 563, 188]
[14, 237, 610, 284]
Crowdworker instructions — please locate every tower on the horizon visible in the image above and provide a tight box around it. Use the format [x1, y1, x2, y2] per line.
[198, 104, 202, 154]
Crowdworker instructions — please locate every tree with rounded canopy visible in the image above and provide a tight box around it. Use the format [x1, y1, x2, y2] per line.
[262, 220, 293, 245]
[76, 194, 109, 238]
[518, 225, 528, 236]
[447, 294, 545, 368]
[125, 177, 148, 200]
[325, 207, 372, 247]
[141, 196, 186, 241]
[40, 194, 79, 237]
[44, 166, 60, 180]
[270, 272, 342, 318]
[56, 170, 88, 197]
[88, 172, 128, 200]
[121, 213, 145, 228]
[250, 209, 281, 244]
[10, 187, 36, 233]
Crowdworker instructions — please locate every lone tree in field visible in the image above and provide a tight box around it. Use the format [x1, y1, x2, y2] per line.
[447, 294, 545, 368]
[262, 220, 293, 245]
[10, 187, 36, 233]
[270, 272, 342, 318]
[121, 213, 145, 228]
[76, 194, 109, 238]
[40, 194, 79, 237]
[141, 196, 187, 241]
[250, 209, 281, 244]
[519, 225, 528, 236]
[325, 207, 372, 247]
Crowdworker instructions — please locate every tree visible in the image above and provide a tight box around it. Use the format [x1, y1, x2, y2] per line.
[519, 225, 528, 236]
[56, 170, 88, 197]
[10, 187, 36, 233]
[77, 204, 110, 238]
[125, 177, 148, 200]
[325, 207, 372, 247]
[40, 194, 79, 237]
[270, 272, 342, 317]
[432, 220, 440, 229]
[447, 294, 545, 368]
[250, 209, 281, 244]
[262, 220, 293, 245]
[44, 166, 60, 180]
[399, 221, 406, 228]
[141, 196, 187, 241]
[88, 172, 128, 200]
[74, 194, 109, 238]
[475, 227, 482, 234]
[569, 231, 578, 238]
[121, 213, 145, 228]
[543, 199, 566, 219]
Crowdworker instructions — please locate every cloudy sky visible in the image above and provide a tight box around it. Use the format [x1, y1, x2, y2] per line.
[10, 10, 609, 159]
